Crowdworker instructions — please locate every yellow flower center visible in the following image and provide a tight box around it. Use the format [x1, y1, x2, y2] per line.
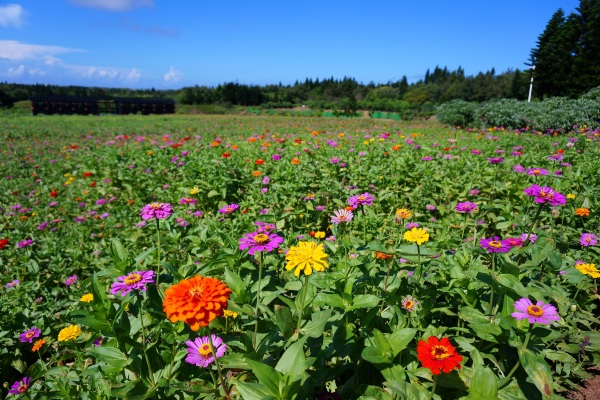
[125, 273, 142, 285]
[404, 301, 414, 310]
[533, 169, 540, 174]
[149, 202, 162, 209]
[431, 345, 451, 360]
[527, 305, 544, 317]
[539, 190, 554, 199]
[188, 285, 204, 298]
[225, 207, 232, 212]
[489, 241, 502, 248]
[18, 384, 28, 393]
[338, 215, 348, 221]
[199, 343, 212, 356]
[26, 331, 35, 339]
[357, 195, 366, 201]
[253, 233, 269, 244]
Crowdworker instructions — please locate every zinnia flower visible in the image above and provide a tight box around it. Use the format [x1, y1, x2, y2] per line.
[80, 293, 94, 303]
[331, 209, 353, 224]
[395, 208, 412, 219]
[480, 236, 511, 253]
[32, 338, 46, 352]
[140, 202, 173, 220]
[65, 275, 78, 286]
[58, 325, 81, 342]
[285, 241, 329, 276]
[185, 334, 226, 367]
[9, 377, 31, 395]
[348, 192, 375, 209]
[526, 168, 549, 176]
[455, 202, 478, 214]
[575, 208, 590, 217]
[404, 228, 429, 245]
[238, 231, 284, 255]
[110, 270, 155, 296]
[417, 336, 463, 375]
[576, 263, 600, 278]
[523, 184, 566, 206]
[19, 327, 41, 343]
[402, 295, 419, 312]
[580, 233, 598, 247]
[511, 298, 560, 325]
[218, 203, 239, 214]
[163, 276, 232, 331]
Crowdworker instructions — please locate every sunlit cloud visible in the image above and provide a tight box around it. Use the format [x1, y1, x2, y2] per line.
[69, 0, 153, 12]
[164, 66, 182, 83]
[6, 64, 46, 77]
[0, 4, 24, 28]
[64, 64, 142, 83]
[0, 40, 77, 61]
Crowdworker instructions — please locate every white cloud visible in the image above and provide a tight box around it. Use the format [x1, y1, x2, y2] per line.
[65, 64, 141, 83]
[6, 64, 46, 77]
[69, 0, 153, 11]
[0, 4, 24, 28]
[7, 64, 24, 76]
[164, 66, 182, 83]
[0, 40, 76, 61]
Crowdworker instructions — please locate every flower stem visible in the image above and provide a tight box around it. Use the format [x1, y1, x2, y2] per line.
[253, 251, 263, 351]
[155, 218, 161, 285]
[297, 275, 310, 335]
[137, 293, 156, 387]
[208, 329, 230, 399]
[488, 254, 496, 321]
[416, 244, 423, 284]
[430, 374, 439, 399]
[384, 259, 392, 291]
[525, 204, 543, 244]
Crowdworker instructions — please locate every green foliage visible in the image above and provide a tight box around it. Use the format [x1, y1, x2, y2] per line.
[435, 99, 477, 127]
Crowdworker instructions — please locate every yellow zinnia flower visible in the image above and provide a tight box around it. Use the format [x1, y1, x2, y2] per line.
[80, 293, 94, 303]
[285, 242, 329, 276]
[58, 325, 81, 342]
[395, 208, 412, 219]
[576, 263, 600, 278]
[223, 309, 239, 319]
[189, 186, 200, 195]
[404, 228, 429, 245]
[314, 231, 325, 239]
[567, 194, 576, 199]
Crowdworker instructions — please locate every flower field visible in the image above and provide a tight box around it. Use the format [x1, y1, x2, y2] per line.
[1, 114, 599, 399]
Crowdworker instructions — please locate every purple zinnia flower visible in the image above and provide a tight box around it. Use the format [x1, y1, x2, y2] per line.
[426, 204, 436, 211]
[218, 203, 239, 214]
[511, 298, 560, 325]
[468, 189, 480, 196]
[513, 164, 525, 173]
[96, 198, 106, 206]
[272, 154, 282, 161]
[238, 231, 284, 255]
[140, 203, 173, 220]
[65, 275, 78, 286]
[38, 222, 49, 230]
[480, 236, 511, 253]
[93, 336, 103, 346]
[185, 334, 226, 367]
[406, 222, 419, 229]
[9, 377, 31, 395]
[502, 237, 524, 248]
[455, 202, 478, 214]
[17, 239, 33, 248]
[520, 233, 537, 243]
[110, 270, 155, 296]
[488, 157, 503, 164]
[348, 192, 375, 209]
[526, 168, 549, 176]
[331, 209, 353, 224]
[262, 176, 270, 185]
[19, 327, 41, 343]
[580, 233, 598, 247]
[5, 279, 20, 288]
[523, 184, 566, 206]
[176, 217, 189, 227]
[330, 157, 341, 164]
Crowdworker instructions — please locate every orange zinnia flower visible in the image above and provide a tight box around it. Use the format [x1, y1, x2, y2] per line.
[255, 159, 265, 165]
[252, 171, 262, 177]
[291, 158, 301, 165]
[163, 276, 231, 331]
[417, 336, 463, 375]
[575, 208, 590, 217]
[221, 152, 231, 158]
[32, 338, 46, 352]
[375, 251, 393, 260]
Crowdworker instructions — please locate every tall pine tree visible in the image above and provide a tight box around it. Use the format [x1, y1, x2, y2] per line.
[570, 0, 600, 95]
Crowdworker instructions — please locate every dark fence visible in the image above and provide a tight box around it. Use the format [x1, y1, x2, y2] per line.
[30, 95, 175, 116]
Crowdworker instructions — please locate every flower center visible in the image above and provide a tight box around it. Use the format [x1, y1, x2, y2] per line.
[150, 202, 162, 209]
[188, 285, 204, 298]
[404, 301, 414, 309]
[357, 195, 366, 201]
[124, 273, 142, 285]
[338, 215, 347, 221]
[539, 190, 554, 199]
[253, 233, 269, 244]
[431, 345, 451, 360]
[527, 305, 544, 317]
[533, 169, 540, 174]
[225, 207, 232, 213]
[18, 384, 28, 393]
[489, 241, 502, 248]
[199, 343, 212, 356]
[26, 331, 35, 339]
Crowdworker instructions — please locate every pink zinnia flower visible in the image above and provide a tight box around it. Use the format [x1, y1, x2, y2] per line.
[110, 270, 155, 296]
[580, 233, 598, 247]
[348, 192, 375, 209]
[65, 275, 78, 286]
[526, 168, 549, 176]
[185, 334, 226, 368]
[239, 231, 284, 255]
[179, 198, 196, 205]
[19, 327, 41, 343]
[502, 237, 524, 248]
[523, 184, 566, 206]
[140, 203, 173, 220]
[331, 209, 353, 224]
[455, 202, 478, 214]
[480, 236, 511, 253]
[218, 203, 239, 214]
[9, 377, 31, 395]
[511, 298, 560, 325]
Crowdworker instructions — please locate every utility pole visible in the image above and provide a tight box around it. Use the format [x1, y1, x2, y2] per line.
[528, 66, 535, 102]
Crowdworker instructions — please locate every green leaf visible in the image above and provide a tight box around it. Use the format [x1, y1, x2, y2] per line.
[301, 310, 332, 338]
[110, 238, 128, 264]
[235, 381, 279, 400]
[469, 366, 499, 399]
[224, 267, 245, 295]
[245, 359, 281, 396]
[273, 305, 295, 340]
[518, 348, 553, 399]
[388, 328, 416, 358]
[361, 346, 391, 364]
[496, 221, 512, 230]
[275, 335, 309, 377]
[349, 294, 381, 310]
[313, 293, 346, 309]
[87, 346, 129, 368]
[544, 350, 576, 364]
[385, 379, 431, 400]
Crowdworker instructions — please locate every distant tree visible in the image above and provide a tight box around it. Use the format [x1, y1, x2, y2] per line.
[570, 0, 600, 95]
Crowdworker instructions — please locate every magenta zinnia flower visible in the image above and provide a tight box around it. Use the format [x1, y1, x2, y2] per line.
[480, 236, 511, 253]
[502, 237, 524, 248]
[110, 270, 155, 296]
[19, 327, 41, 343]
[511, 298, 560, 325]
[65, 275, 78, 286]
[348, 192, 375, 209]
[185, 334, 226, 367]
[488, 157, 503, 164]
[9, 377, 31, 395]
[17, 239, 33, 248]
[580, 233, 598, 247]
[523, 184, 566, 206]
[455, 202, 478, 214]
[331, 209, 353, 224]
[526, 167, 549, 176]
[218, 203, 239, 214]
[238, 231, 284, 255]
[140, 203, 173, 220]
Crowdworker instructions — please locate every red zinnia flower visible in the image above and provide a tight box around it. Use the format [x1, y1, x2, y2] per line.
[0, 238, 9, 249]
[83, 172, 93, 177]
[221, 152, 231, 158]
[90, 182, 96, 187]
[255, 159, 265, 165]
[417, 336, 463, 375]
[50, 190, 59, 198]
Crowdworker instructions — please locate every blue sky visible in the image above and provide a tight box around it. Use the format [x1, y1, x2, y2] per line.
[0, 0, 581, 89]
